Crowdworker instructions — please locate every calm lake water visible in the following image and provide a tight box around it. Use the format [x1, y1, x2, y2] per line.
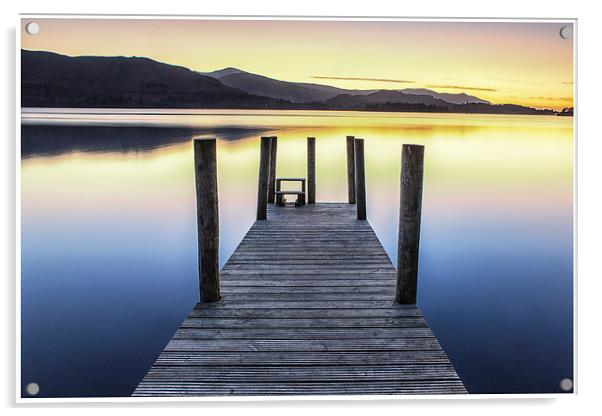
[20, 109, 574, 397]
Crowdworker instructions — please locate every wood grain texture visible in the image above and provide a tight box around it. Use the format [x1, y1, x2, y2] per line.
[256, 137, 272, 220]
[354, 139, 366, 220]
[267, 136, 278, 204]
[396, 145, 425, 304]
[307, 137, 316, 204]
[134, 203, 465, 397]
[346, 136, 356, 204]
[193, 139, 220, 303]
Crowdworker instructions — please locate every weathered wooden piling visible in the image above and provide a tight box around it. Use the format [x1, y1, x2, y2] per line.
[346, 136, 356, 204]
[257, 137, 272, 220]
[395, 144, 425, 304]
[354, 138, 366, 220]
[193, 138, 220, 303]
[268, 136, 278, 203]
[307, 137, 316, 204]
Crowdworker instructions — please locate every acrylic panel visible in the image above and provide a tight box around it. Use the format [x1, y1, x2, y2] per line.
[19, 16, 574, 399]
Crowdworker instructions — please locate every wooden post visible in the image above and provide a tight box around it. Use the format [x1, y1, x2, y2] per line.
[307, 137, 316, 204]
[268, 136, 278, 203]
[193, 138, 220, 303]
[395, 144, 425, 304]
[354, 138, 366, 220]
[256, 136, 272, 220]
[346, 136, 356, 204]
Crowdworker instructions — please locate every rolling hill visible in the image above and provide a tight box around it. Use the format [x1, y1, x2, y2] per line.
[21, 50, 288, 108]
[203, 67, 342, 102]
[204, 68, 380, 102]
[20, 50, 556, 115]
[325, 90, 452, 109]
[204, 67, 489, 105]
[400, 88, 490, 105]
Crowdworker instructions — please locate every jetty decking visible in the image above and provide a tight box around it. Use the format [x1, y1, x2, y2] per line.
[133, 203, 466, 396]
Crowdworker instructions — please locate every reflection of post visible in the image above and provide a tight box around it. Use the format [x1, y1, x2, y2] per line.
[346, 136, 356, 204]
[307, 137, 316, 204]
[268, 136, 278, 203]
[193, 138, 220, 303]
[396, 144, 425, 305]
[257, 137, 272, 220]
[354, 138, 366, 220]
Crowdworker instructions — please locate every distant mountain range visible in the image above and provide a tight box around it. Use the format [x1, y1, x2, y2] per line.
[399, 88, 491, 105]
[202, 67, 378, 103]
[21, 50, 557, 115]
[203, 67, 490, 106]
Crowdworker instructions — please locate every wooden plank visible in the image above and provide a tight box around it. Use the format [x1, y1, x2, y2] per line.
[134, 203, 466, 397]
[142, 365, 461, 382]
[219, 270, 396, 275]
[227, 254, 391, 259]
[219, 279, 396, 287]
[134, 381, 467, 396]
[179, 317, 425, 328]
[224, 261, 391, 266]
[274, 191, 305, 195]
[173, 326, 434, 340]
[173, 327, 435, 340]
[218, 286, 396, 294]
[203, 294, 397, 301]
[153, 351, 450, 366]
[188, 300, 412, 309]
[187, 307, 422, 319]
[164, 337, 443, 352]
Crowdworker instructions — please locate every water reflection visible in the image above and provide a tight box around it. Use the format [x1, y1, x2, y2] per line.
[21, 111, 573, 397]
[21, 125, 268, 158]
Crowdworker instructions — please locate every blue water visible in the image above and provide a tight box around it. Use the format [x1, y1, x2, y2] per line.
[20, 116, 573, 397]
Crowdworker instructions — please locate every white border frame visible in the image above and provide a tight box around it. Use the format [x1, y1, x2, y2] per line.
[15, 14, 578, 404]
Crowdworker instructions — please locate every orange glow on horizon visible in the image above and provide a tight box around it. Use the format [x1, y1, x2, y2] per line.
[21, 18, 574, 110]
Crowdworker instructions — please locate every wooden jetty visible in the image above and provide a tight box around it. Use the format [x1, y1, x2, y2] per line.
[133, 136, 466, 397]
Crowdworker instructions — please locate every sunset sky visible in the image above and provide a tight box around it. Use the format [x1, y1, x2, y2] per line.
[21, 18, 574, 110]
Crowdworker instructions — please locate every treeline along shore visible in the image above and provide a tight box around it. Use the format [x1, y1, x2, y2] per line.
[21, 50, 565, 115]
